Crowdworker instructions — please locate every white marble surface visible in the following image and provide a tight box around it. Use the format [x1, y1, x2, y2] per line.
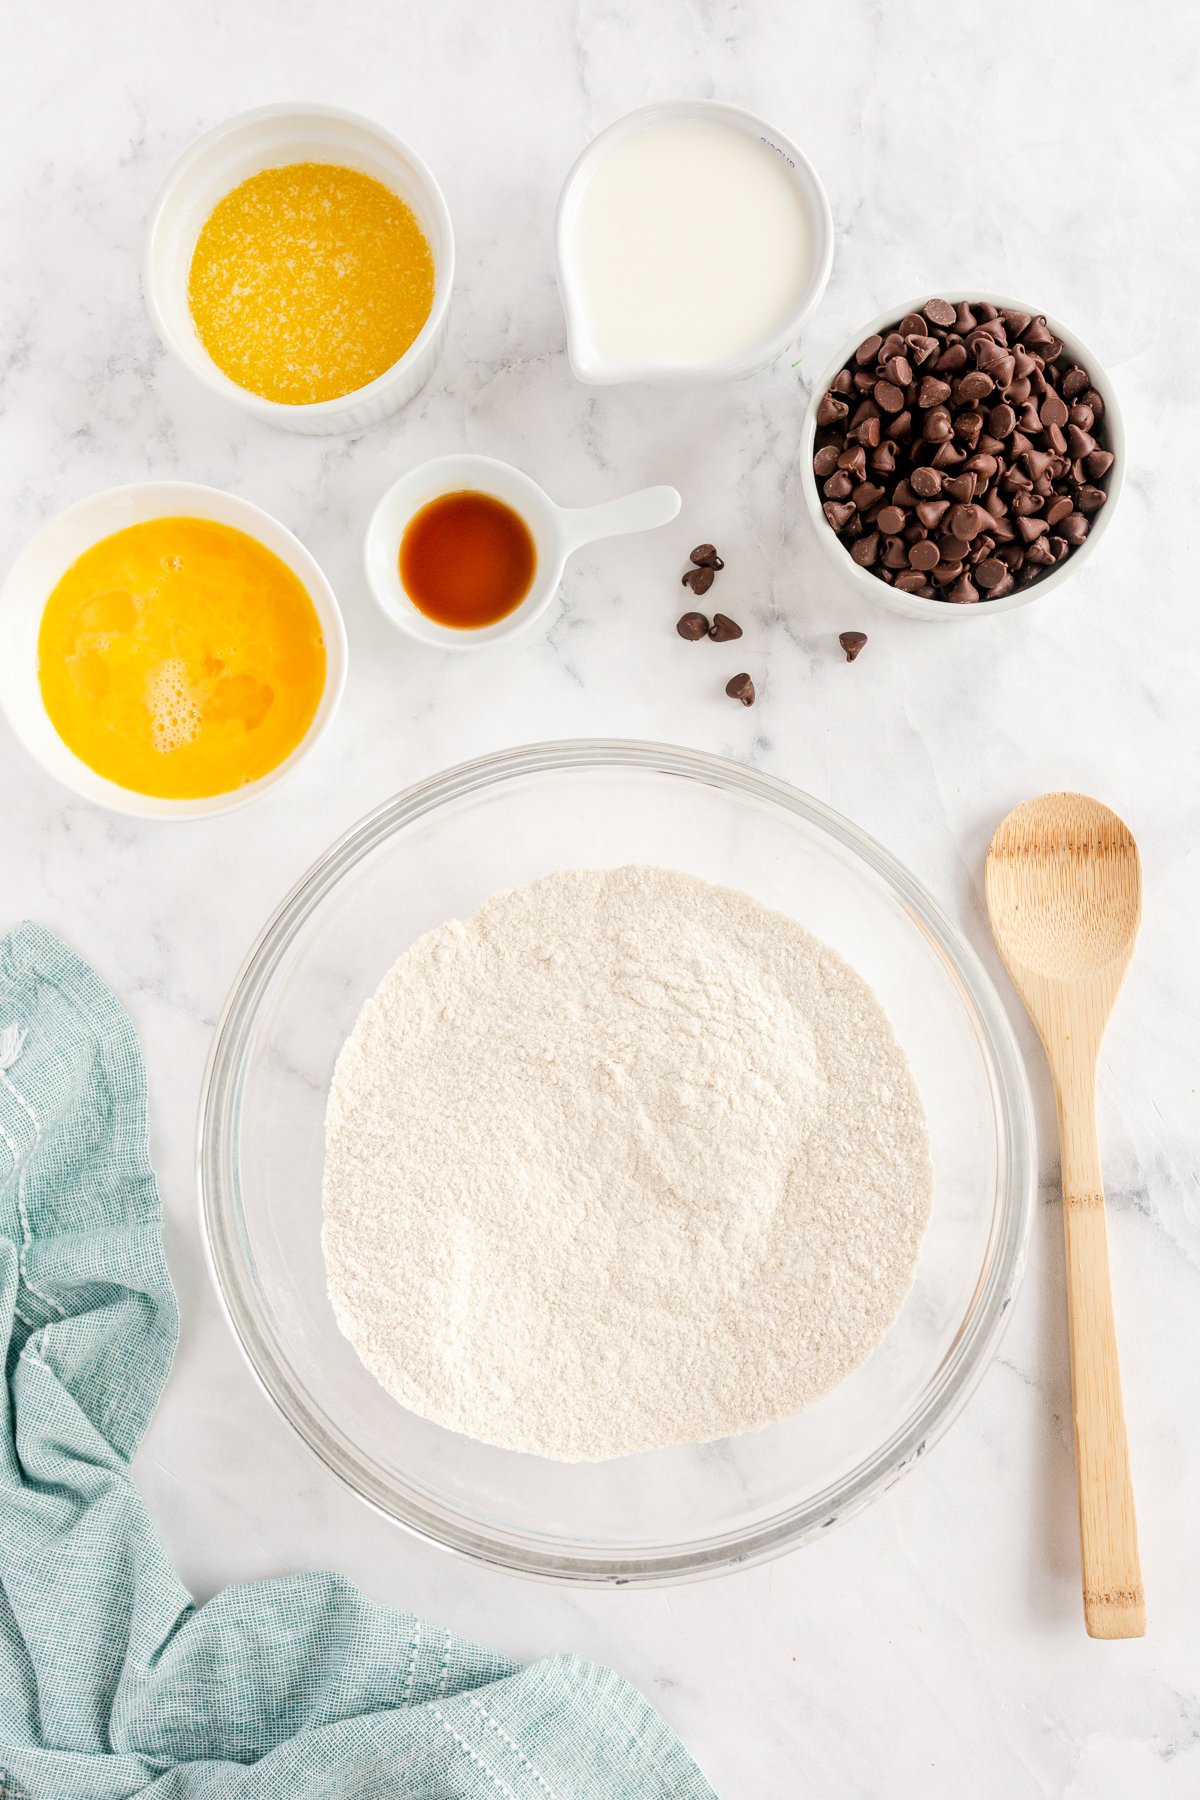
[2, 2, 1199, 1793]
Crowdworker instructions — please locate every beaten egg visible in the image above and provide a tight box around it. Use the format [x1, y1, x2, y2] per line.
[37, 517, 326, 800]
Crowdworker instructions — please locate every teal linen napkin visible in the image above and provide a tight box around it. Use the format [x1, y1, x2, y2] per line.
[0, 923, 716, 1800]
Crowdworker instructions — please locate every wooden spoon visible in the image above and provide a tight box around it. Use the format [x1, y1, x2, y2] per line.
[985, 792, 1145, 1639]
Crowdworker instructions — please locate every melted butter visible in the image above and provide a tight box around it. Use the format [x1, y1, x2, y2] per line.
[188, 161, 435, 405]
[38, 517, 326, 799]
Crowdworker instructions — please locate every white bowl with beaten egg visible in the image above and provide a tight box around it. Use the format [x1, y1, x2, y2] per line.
[0, 482, 347, 820]
[145, 105, 454, 434]
[801, 292, 1124, 621]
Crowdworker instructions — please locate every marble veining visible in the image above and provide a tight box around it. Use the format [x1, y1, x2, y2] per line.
[2, 2, 1198, 1794]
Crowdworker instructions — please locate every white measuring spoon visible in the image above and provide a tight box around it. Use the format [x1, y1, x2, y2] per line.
[365, 454, 681, 647]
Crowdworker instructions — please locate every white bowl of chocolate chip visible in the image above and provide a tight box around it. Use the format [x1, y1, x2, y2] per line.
[801, 293, 1123, 620]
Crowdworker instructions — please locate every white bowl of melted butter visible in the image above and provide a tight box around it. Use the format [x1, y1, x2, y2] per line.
[556, 100, 834, 386]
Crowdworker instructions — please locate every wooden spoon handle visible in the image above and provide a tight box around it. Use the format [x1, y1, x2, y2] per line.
[1057, 1074, 1146, 1638]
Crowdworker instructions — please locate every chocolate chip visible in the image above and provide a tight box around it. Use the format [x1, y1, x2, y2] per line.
[838, 631, 868, 662]
[947, 503, 987, 540]
[939, 534, 971, 564]
[690, 543, 725, 570]
[1077, 484, 1108, 512]
[874, 380, 906, 414]
[676, 612, 710, 640]
[949, 572, 980, 603]
[682, 565, 715, 595]
[816, 392, 849, 427]
[854, 334, 883, 366]
[849, 413, 883, 449]
[909, 466, 943, 498]
[906, 333, 940, 365]
[909, 540, 941, 570]
[708, 612, 743, 641]
[725, 673, 755, 706]
[852, 481, 886, 511]
[1023, 315, 1055, 347]
[813, 445, 841, 478]
[924, 297, 956, 327]
[956, 370, 995, 403]
[988, 402, 1017, 438]
[975, 558, 1008, 590]
[1039, 391, 1069, 430]
[916, 499, 950, 528]
[876, 504, 907, 534]
[917, 376, 952, 408]
[893, 570, 932, 594]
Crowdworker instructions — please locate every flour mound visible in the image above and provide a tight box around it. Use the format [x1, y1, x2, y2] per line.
[322, 866, 932, 1461]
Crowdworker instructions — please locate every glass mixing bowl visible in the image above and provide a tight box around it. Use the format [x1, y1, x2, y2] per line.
[200, 741, 1034, 1584]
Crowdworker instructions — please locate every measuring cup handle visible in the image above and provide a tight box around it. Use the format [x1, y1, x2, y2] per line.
[559, 485, 681, 552]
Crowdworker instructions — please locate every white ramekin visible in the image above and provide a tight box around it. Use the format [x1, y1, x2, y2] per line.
[144, 105, 454, 436]
[365, 454, 681, 648]
[801, 292, 1124, 621]
[556, 99, 834, 386]
[0, 482, 348, 819]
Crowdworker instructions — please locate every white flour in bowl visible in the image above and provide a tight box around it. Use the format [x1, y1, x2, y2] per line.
[322, 865, 932, 1461]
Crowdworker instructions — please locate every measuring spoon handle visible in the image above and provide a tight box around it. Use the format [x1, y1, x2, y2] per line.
[558, 485, 681, 552]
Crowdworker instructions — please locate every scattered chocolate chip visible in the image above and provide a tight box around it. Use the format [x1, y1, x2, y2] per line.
[690, 543, 724, 570]
[838, 631, 868, 662]
[708, 612, 743, 641]
[676, 612, 710, 640]
[725, 672, 755, 706]
[681, 565, 715, 595]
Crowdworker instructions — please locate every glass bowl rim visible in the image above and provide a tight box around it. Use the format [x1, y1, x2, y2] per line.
[198, 738, 1035, 1586]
